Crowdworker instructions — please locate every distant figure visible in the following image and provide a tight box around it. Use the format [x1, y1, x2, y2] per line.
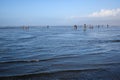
[107, 24, 109, 28]
[98, 25, 100, 28]
[47, 25, 49, 28]
[83, 24, 87, 31]
[74, 25, 77, 30]
[84, 24, 87, 28]
[89, 25, 93, 29]
[22, 26, 29, 30]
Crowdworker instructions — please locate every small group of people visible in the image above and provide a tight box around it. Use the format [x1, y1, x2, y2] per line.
[73, 24, 109, 30]
[22, 26, 29, 30]
[73, 24, 88, 31]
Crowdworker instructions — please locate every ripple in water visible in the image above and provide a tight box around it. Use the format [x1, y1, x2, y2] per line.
[0, 26, 120, 80]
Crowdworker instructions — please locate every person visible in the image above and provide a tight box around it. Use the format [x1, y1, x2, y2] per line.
[89, 25, 93, 29]
[84, 24, 87, 28]
[107, 24, 109, 28]
[98, 25, 100, 28]
[74, 25, 77, 30]
[47, 25, 49, 28]
[22, 26, 29, 30]
[83, 24, 87, 31]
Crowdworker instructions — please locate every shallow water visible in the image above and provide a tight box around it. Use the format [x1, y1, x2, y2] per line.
[0, 26, 120, 80]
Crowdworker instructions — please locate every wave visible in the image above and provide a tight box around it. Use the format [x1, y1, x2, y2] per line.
[0, 55, 79, 64]
[1, 62, 120, 78]
[110, 40, 120, 42]
[78, 40, 120, 43]
[0, 59, 40, 64]
[0, 68, 105, 78]
[18, 35, 36, 40]
[87, 52, 107, 55]
[0, 27, 21, 29]
[0, 38, 6, 41]
[92, 62, 120, 66]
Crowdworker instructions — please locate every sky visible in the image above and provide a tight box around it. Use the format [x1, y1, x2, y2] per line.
[0, 0, 120, 26]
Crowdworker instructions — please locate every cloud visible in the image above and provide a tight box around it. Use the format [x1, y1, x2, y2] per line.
[88, 8, 120, 17]
[68, 8, 120, 19]
[66, 8, 120, 25]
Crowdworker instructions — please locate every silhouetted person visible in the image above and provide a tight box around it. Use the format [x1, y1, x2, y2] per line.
[91, 25, 94, 29]
[84, 24, 87, 28]
[89, 25, 93, 29]
[83, 24, 87, 31]
[22, 26, 29, 30]
[98, 25, 100, 28]
[74, 25, 77, 30]
[107, 24, 109, 28]
[47, 25, 49, 28]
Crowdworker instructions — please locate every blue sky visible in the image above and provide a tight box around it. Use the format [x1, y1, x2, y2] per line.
[0, 0, 120, 26]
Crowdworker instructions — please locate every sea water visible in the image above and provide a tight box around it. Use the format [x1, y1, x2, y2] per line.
[0, 26, 120, 80]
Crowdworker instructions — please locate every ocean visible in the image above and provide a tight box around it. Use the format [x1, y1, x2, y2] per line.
[0, 26, 120, 80]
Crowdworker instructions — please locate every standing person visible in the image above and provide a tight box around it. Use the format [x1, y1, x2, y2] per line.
[84, 24, 87, 28]
[83, 24, 87, 31]
[47, 25, 49, 28]
[107, 24, 109, 28]
[74, 25, 77, 30]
